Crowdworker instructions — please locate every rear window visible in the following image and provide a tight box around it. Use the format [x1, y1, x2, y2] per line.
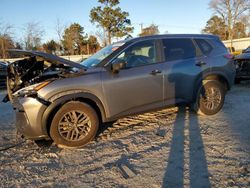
[163, 38, 196, 61]
[195, 39, 213, 55]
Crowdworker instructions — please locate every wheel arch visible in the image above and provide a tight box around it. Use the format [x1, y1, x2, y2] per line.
[41, 92, 106, 137]
[193, 72, 230, 102]
[203, 74, 230, 90]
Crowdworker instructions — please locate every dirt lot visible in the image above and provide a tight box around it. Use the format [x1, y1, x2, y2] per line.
[0, 82, 249, 187]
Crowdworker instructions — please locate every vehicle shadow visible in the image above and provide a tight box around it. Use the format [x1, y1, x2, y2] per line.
[96, 121, 116, 138]
[162, 106, 211, 188]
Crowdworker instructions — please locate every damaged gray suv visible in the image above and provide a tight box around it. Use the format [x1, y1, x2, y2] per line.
[4, 34, 235, 148]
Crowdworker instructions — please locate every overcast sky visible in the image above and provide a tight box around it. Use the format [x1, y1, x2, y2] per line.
[0, 0, 213, 42]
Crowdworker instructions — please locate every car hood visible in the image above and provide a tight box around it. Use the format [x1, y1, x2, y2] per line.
[8, 49, 87, 70]
[3, 50, 88, 103]
[235, 52, 250, 60]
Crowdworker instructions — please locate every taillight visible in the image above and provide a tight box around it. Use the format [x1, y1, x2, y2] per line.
[224, 54, 234, 59]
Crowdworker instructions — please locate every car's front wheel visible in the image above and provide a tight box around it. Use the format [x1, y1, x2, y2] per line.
[50, 101, 99, 148]
[192, 81, 226, 115]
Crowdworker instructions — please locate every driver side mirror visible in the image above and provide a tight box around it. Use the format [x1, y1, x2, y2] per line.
[112, 59, 126, 73]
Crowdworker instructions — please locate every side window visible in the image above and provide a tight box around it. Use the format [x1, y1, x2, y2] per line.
[195, 39, 213, 55]
[116, 40, 157, 68]
[163, 38, 196, 61]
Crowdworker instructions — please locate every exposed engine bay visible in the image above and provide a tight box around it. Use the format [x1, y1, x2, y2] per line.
[5, 50, 86, 101]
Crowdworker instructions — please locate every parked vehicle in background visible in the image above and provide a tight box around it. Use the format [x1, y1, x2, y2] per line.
[4, 34, 235, 148]
[227, 47, 241, 56]
[0, 61, 7, 88]
[234, 46, 250, 83]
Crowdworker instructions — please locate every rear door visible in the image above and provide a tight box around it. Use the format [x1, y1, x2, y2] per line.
[102, 39, 164, 118]
[161, 38, 210, 103]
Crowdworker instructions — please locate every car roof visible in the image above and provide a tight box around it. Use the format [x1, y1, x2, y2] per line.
[115, 34, 219, 45]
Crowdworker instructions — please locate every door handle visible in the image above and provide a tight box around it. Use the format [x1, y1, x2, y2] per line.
[150, 69, 162, 75]
[195, 61, 206, 66]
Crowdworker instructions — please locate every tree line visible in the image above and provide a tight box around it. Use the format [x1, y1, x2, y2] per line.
[1, 0, 250, 59]
[0, 0, 135, 59]
[203, 0, 250, 41]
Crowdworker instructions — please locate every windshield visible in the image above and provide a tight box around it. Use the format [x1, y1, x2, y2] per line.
[80, 43, 124, 68]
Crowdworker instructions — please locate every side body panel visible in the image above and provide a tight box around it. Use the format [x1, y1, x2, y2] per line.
[162, 56, 210, 103]
[101, 63, 164, 118]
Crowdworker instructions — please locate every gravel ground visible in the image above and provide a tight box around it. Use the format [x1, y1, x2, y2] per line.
[0, 82, 249, 187]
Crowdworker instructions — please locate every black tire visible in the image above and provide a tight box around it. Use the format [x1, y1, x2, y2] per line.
[50, 101, 99, 148]
[192, 81, 226, 115]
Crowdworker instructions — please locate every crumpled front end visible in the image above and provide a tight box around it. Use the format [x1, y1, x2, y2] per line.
[4, 50, 85, 140]
[13, 96, 49, 139]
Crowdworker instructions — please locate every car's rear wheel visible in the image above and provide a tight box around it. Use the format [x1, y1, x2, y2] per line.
[50, 101, 99, 148]
[192, 81, 226, 115]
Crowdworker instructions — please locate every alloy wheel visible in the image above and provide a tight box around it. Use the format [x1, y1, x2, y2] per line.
[202, 87, 222, 111]
[58, 110, 92, 141]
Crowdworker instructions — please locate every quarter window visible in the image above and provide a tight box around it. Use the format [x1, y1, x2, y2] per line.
[163, 38, 196, 61]
[195, 39, 213, 55]
[115, 40, 157, 68]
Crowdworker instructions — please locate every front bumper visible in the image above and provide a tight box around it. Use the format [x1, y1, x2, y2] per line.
[13, 96, 49, 140]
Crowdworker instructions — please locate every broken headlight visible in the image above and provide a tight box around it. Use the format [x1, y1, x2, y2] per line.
[15, 81, 51, 97]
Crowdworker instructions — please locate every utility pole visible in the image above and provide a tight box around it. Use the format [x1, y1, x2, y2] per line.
[139, 23, 143, 33]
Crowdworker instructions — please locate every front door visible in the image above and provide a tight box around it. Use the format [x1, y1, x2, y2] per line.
[102, 39, 164, 118]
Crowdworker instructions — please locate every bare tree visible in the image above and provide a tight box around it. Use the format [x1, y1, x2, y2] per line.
[0, 22, 14, 58]
[23, 22, 44, 50]
[241, 13, 250, 35]
[55, 18, 67, 42]
[95, 29, 107, 47]
[54, 19, 67, 54]
[209, 0, 250, 43]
